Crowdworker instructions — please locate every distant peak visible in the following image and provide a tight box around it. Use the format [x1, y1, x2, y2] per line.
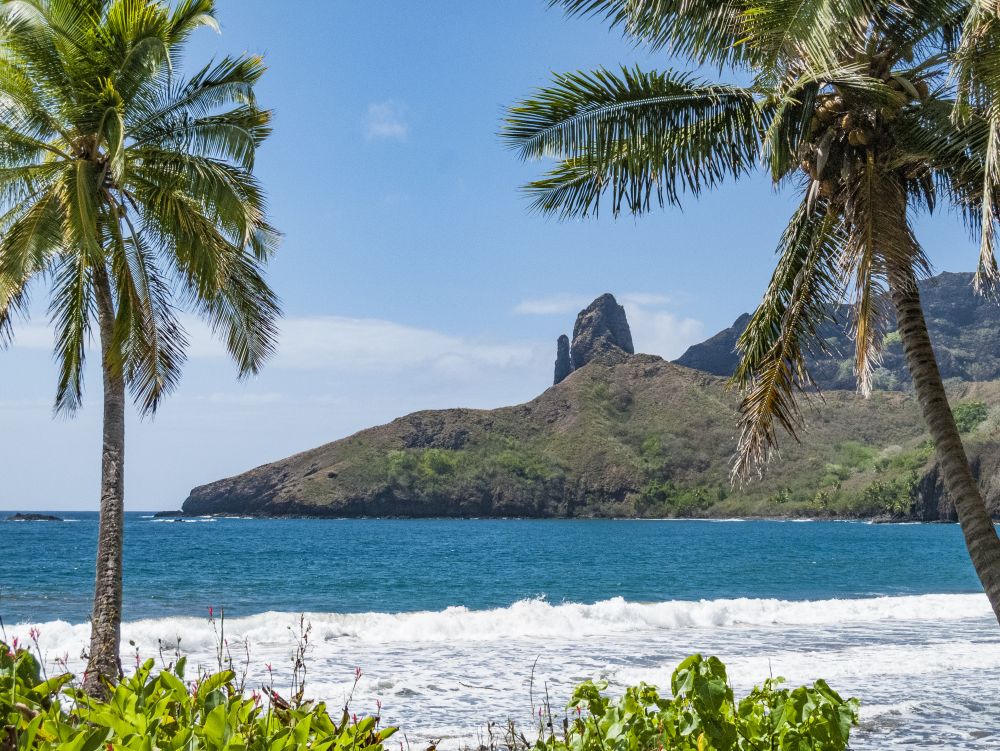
[553, 294, 635, 385]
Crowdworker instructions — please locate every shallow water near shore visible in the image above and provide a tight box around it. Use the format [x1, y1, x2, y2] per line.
[2, 515, 997, 748]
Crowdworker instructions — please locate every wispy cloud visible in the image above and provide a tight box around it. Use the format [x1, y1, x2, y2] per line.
[619, 292, 672, 308]
[363, 100, 409, 142]
[186, 315, 541, 378]
[513, 294, 591, 316]
[623, 304, 704, 361]
[5, 323, 54, 350]
[10, 313, 542, 380]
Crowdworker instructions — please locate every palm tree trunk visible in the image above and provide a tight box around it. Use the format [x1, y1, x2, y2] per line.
[888, 261, 1000, 625]
[83, 267, 125, 698]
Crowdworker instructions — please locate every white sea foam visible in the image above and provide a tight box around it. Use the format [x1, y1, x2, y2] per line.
[10, 593, 989, 644]
[9, 594, 998, 750]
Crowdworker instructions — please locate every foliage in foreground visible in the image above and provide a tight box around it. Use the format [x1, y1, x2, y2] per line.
[534, 655, 858, 751]
[1, 644, 396, 751]
[2, 645, 857, 751]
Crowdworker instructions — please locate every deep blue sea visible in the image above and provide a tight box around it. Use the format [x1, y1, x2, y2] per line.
[2, 514, 998, 749]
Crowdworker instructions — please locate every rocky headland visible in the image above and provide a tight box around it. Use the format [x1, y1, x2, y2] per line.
[179, 280, 1000, 521]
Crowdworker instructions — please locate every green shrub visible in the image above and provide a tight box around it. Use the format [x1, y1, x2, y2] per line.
[873, 443, 933, 473]
[640, 435, 664, 464]
[3, 646, 858, 751]
[832, 441, 876, 471]
[1, 644, 396, 751]
[493, 449, 551, 481]
[386, 449, 418, 486]
[953, 401, 988, 433]
[419, 448, 460, 477]
[537, 654, 858, 751]
[861, 474, 918, 516]
[638, 480, 713, 515]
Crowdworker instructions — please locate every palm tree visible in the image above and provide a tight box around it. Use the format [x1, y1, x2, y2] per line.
[504, 0, 1000, 624]
[0, 0, 279, 693]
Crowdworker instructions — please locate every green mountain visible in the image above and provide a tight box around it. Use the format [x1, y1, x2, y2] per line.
[675, 271, 1000, 389]
[180, 286, 1000, 521]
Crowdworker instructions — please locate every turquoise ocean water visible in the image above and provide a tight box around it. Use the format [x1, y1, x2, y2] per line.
[2, 514, 998, 748]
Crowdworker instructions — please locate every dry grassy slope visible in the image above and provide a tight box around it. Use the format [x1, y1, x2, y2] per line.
[181, 354, 1000, 519]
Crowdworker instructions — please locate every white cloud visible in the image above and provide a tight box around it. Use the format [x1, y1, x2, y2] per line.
[12, 301, 701, 371]
[11, 313, 541, 378]
[196, 392, 289, 406]
[6, 323, 54, 350]
[186, 314, 540, 377]
[276, 316, 537, 375]
[363, 100, 409, 142]
[624, 304, 704, 360]
[513, 294, 591, 316]
[620, 292, 672, 308]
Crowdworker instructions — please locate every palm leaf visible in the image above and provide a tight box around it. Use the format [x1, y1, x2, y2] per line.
[732, 198, 844, 480]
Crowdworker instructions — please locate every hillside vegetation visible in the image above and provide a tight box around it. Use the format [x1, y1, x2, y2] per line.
[182, 354, 1000, 520]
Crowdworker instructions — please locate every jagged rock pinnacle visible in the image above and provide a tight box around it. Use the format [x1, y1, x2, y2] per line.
[554, 334, 573, 385]
[571, 293, 634, 369]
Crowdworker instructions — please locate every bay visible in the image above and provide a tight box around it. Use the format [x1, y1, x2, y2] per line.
[2, 515, 997, 749]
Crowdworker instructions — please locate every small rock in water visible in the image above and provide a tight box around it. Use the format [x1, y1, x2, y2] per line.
[6, 513, 63, 522]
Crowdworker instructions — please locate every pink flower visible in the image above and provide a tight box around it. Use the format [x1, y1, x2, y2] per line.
[28, 627, 40, 641]
[208, 607, 214, 619]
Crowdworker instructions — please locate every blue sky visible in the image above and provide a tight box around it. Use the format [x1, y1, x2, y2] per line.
[0, 0, 982, 510]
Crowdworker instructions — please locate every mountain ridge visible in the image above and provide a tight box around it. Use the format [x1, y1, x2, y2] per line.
[674, 271, 1000, 389]
[179, 276, 1000, 521]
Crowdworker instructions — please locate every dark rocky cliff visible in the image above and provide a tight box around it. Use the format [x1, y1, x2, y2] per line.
[553, 293, 634, 385]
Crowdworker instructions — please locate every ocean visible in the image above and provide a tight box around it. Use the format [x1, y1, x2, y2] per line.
[1, 514, 997, 748]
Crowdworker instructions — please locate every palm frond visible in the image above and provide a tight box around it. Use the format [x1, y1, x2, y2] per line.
[107, 208, 187, 414]
[195, 249, 280, 378]
[741, 0, 877, 72]
[504, 67, 762, 215]
[841, 154, 929, 395]
[732, 198, 845, 480]
[551, 0, 751, 66]
[49, 252, 92, 414]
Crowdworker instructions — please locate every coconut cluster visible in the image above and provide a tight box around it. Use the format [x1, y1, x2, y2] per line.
[799, 54, 929, 196]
